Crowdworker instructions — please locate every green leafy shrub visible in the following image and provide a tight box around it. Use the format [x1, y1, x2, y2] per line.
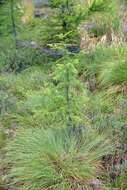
[0, 66, 48, 97]
[5, 127, 113, 190]
[0, 66, 49, 127]
[0, 90, 16, 116]
[0, 129, 6, 149]
[0, 43, 47, 72]
[114, 160, 127, 189]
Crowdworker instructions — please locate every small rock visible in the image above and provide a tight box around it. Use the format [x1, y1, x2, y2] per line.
[123, 22, 127, 33]
[83, 23, 96, 31]
[34, 0, 50, 8]
[67, 45, 80, 53]
[89, 179, 102, 190]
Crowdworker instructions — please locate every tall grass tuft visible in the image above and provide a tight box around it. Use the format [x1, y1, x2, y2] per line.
[5, 127, 114, 190]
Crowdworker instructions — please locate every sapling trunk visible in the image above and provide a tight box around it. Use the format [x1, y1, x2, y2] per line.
[10, 0, 17, 46]
[61, 0, 70, 33]
[65, 65, 73, 128]
[10, 0, 18, 72]
[61, 0, 73, 128]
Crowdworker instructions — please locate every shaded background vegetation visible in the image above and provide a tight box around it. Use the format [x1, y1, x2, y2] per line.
[0, 0, 127, 190]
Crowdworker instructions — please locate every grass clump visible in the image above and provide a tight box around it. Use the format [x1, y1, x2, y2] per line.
[5, 127, 113, 190]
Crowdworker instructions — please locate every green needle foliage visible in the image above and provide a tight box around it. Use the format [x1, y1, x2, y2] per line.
[5, 127, 114, 190]
[53, 56, 88, 126]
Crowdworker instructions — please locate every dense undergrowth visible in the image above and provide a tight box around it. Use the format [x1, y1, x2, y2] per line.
[0, 0, 127, 190]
